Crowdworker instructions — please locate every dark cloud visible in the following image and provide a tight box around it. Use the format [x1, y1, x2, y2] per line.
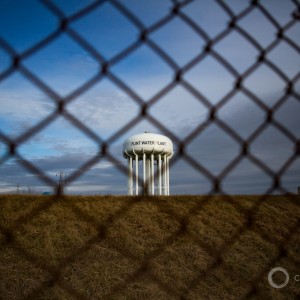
[0, 153, 127, 194]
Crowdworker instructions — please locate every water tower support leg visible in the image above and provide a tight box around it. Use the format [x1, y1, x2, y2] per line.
[143, 153, 146, 195]
[163, 154, 167, 195]
[166, 156, 170, 196]
[151, 153, 154, 195]
[135, 153, 139, 195]
[147, 158, 151, 195]
[128, 156, 133, 195]
[158, 154, 162, 195]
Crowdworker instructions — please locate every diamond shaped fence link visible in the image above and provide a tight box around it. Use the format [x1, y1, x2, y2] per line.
[0, 0, 299, 299]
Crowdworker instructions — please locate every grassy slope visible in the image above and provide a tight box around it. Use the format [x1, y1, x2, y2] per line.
[0, 195, 299, 299]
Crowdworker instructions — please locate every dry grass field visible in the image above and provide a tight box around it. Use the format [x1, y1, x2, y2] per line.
[0, 194, 299, 299]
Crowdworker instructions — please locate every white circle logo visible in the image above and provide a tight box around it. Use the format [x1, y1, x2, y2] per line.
[268, 267, 289, 289]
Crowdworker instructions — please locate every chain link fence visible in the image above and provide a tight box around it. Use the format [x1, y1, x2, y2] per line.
[0, 0, 299, 299]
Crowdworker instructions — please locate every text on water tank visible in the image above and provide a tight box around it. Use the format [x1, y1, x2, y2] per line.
[130, 141, 167, 146]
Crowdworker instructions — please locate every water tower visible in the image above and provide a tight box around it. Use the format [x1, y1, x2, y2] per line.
[123, 132, 173, 195]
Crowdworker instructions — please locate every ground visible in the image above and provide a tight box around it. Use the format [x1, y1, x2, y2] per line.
[0, 194, 299, 299]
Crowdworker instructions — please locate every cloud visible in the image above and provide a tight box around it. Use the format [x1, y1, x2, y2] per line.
[66, 79, 140, 139]
[0, 73, 56, 138]
[0, 153, 127, 194]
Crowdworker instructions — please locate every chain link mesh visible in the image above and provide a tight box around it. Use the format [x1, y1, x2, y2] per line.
[0, 0, 299, 299]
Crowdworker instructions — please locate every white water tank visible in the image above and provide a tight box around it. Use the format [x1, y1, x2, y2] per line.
[123, 132, 173, 158]
[123, 132, 173, 196]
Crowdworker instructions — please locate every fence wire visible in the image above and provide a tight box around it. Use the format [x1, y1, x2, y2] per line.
[0, 0, 299, 299]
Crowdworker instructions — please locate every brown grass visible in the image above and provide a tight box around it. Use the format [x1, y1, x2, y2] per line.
[0, 194, 299, 299]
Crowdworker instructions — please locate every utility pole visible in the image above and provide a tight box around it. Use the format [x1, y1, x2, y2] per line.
[56, 170, 67, 195]
[16, 183, 20, 194]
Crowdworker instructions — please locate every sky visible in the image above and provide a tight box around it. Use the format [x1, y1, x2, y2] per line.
[0, 0, 299, 195]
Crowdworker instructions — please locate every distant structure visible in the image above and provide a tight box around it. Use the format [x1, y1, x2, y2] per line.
[123, 132, 173, 195]
[56, 170, 67, 194]
[42, 191, 52, 195]
[16, 183, 20, 194]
